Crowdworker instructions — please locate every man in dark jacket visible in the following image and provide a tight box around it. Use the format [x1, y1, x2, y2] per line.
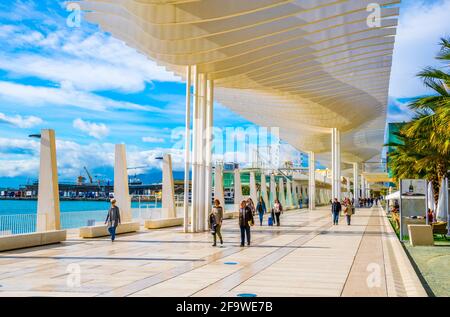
[238, 200, 254, 247]
[105, 198, 121, 241]
[331, 198, 341, 225]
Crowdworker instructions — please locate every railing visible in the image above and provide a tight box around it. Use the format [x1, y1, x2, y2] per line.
[0, 214, 36, 236]
[0, 202, 235, 236]
[0, 208, 158, 236]
[60, 210, 108, 229]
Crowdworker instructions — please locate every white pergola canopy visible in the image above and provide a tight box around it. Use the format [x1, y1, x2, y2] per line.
[81, 0, 400, 164]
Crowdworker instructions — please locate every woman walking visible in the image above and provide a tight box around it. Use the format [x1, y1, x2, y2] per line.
[105, 198, 121, 241]
[239, 200, 254, 247]
[247, 198, 256, 215]
[272, 199, 283, 226]
[343, 198, 353, 225]
[209, 199, 224, 246]
[256, 196, 266, 226]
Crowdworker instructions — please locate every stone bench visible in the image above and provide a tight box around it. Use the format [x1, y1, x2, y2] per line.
[0, 230, 67, 252]
[79, 222, 140, 238]
[144, 217, 183, 229]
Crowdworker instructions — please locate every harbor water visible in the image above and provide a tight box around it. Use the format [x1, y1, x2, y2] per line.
[0, 199, 161, 216]
[0, 199, 161, 235]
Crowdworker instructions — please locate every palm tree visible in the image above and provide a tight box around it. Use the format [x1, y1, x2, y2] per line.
[388, 38, 450, 197]
[405, 37, 450, 158]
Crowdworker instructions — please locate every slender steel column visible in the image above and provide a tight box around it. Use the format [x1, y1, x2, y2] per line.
[308, 151, 315, 210]
[204, 79, 214, 229]
[190, 66, 199, 232]
[361, 175, 366, 199]
[331, 128, 341, 201]
[353, 162, 359, 206]
[183, 66, 191, 233]
[198, 73, 207, 231]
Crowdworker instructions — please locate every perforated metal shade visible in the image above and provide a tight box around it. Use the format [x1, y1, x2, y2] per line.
[81, 0, 400, 164]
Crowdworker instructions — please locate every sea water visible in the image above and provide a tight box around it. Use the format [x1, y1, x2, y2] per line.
[0, 199, 162, 216]
[0, 199, 163, 234]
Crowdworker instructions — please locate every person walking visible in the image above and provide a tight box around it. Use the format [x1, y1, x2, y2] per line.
[247, 198, 256, 216]
[105, 198, 121, 241]
[238, 200, 254, 247]
[343, 199, 353, 225]
[256, 196, 266, 226]
[331, 198, 341, 225]
[209, 199, 224, 246]
[272, 199, 283, 226]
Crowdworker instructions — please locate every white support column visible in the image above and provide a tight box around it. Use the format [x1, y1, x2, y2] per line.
[286, 179, 293, 208]
[346, 177, 351, 199]
[293, 183, 299, 207]
[361, 175, 366, 199]
[234, 169, 243, 209]
[295, 183, 298, 205]
[353, 163, 359, 206]
[37, 129, 61, 232]
[331, 128, 341, 201]
[308, 151, 316, 210]
[183, 65, 191, 232]
[261, 173, 269, 209]
[162, 153, 176, 219]
[278, 178, 286, 206]
[298, 185, 303, 205]
[249, 171, 257, 205]
[214, 165, 224, 209]
[190, 66, 199, 232]
[198, 73, 207, 231]
[114, 144, 132, 222]
[269, 173, 276, 209]
[204, 78, 214, 229]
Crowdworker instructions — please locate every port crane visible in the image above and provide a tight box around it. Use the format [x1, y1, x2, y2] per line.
[84, 166, 93, 184]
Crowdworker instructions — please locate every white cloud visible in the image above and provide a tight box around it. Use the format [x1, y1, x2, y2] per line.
[0, 81, 163, 112]
[0, 112, 43, 128]
[0, 158, 39, 178]
[73, 118, 109, 139]
[387, 97, 415, 123]
[142, 136, 165, 143]
[0, 136, 187, 179]
[390, 0, 450, 98]
[0, 24, 181, 92]
[0, 137, 40, 177]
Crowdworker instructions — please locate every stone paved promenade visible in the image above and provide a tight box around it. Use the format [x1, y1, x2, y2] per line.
[0, 206, 426, 297]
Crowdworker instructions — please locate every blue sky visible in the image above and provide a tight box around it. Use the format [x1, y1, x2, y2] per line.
[0, 0, 449, 187]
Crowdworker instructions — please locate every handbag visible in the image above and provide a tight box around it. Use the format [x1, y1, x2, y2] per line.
[210, 224, 217, 235]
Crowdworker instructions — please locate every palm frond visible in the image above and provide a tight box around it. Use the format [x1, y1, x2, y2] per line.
[437, 37, 450, 61]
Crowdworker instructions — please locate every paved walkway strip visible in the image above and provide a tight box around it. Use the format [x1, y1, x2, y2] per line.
[0, 207, 426, 297]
